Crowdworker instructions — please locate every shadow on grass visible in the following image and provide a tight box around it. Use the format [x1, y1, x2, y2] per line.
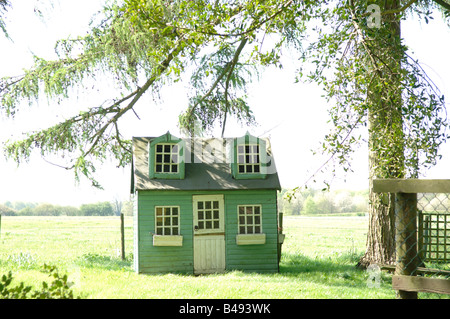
[280, 252, 362, 275]
[277, 252, 392, 293]
[75, 253, 132, 271]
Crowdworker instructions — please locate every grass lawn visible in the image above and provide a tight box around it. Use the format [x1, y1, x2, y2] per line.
[0, 215, 431, 299]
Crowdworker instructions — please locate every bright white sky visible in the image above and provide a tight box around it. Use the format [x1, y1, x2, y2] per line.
[0, 1, 449, 206]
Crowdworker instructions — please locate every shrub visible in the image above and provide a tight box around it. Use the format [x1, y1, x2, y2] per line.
[0, 264, 78, 299]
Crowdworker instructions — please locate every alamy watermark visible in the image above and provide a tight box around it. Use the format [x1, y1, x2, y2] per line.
[367, 4, 381, 28]
[366, 264, 381, 288]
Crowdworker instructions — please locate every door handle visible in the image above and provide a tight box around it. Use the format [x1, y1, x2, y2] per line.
[194, 225, 199, 231]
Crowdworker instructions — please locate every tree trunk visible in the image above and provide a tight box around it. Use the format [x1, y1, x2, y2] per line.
[357, 0, 404, 269]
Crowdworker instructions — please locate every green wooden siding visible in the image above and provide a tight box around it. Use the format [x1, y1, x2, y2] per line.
[134, 189, 279, 274]
[224, 191, 278, 273]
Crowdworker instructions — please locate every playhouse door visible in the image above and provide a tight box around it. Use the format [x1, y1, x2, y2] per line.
[193, 194, 225, 274]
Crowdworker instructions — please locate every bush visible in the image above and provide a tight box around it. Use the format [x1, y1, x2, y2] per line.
[0, 205, 16, 216]
[0, 264, 78, 299]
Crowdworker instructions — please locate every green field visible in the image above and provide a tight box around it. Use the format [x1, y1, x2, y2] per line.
[0, 215, 397, 298]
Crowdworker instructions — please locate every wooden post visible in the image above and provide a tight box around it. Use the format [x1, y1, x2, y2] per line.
[395, 192, 419, 299]
[120, 213, 125, 260]
[277, 212, 284, 264]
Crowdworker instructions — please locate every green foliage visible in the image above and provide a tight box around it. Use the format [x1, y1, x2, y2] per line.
[1, 200, 133, 216]
[0, 0, 307, 185]
[0, 264, 77, 299]
[80, 201, 113, 216]
[0, 204, 16, 216]
[0, 0, 449, 189]
[279, 187, 368, 215]
[301, 1, 449, 181]
[0, 0, 10, 38]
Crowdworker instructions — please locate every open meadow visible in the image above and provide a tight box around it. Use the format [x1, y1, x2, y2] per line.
[0, 215, 399, 298]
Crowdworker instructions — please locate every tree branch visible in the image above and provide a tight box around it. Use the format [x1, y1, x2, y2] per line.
[431, 0, 450, 12]
[222, 37, 248, 137]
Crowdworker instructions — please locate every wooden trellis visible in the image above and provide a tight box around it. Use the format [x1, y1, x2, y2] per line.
[419, 211, 450, 263]
[373, 179, 450, 299]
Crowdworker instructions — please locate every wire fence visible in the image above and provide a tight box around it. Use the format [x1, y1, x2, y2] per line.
[374, 179, 450, 298]
[418, 194, 450, 265]
[395, 193, 450, 274]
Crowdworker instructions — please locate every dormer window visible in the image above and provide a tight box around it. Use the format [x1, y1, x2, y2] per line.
[237, 144, 260, 174]
[149, 132, 185, 179]
[231, 132, 267, 180]
[155, 143, 180, 174]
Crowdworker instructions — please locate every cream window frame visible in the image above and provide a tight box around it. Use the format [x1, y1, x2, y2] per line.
[236, 144, 261, 174]
[155, 206, 180, 236]
[237, 205, 263, 235]
[154, 143, 180, 174]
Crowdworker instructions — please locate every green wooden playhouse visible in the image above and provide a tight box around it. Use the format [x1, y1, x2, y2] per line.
[130, 131, 282, 274]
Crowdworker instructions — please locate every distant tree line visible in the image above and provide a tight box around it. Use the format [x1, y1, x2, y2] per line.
[0, 200, 133, 216]
[278, 188, 368, 216]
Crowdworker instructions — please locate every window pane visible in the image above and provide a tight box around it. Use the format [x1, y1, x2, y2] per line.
[198, 202, 203, 209]
[172, 207, 178, 215]
[198, 211, 204, 220]
[156, 165, 162, 172]
[213, 210, 219, 219]
[172, 217, 178, 226]
[172, 228, 179, 235]
[239, 226, 245, 234]
[238, 145, 244, 153]
[164, 154, 170, 162]
[255, 216, 260, 224]
[156, 227, 163, 235]
[156, 154, 163, 162]
[255, 226, 261, 233]
[205, 221, 212, 229]
[206, 211, 211, 219]
[246, 165, 253, 173]
[238, 206, 245, 214]
[172, 155, 178, 163]
[156, 144, 163, 152]
[172, 145, 178, 153]
[164, 227, 171, 235]
[165, 217, 171, 225]
[247, 226, 253, 234]
[238, 165, 245, 173]
[239, 216, 245, 224]
[172, 165, 178, 173]
[213, 221, 219, 229]
[246, 207, 253, 214]
[164, 145, 171, 152]
[254, 206, 260, 214]
[213, 201, 219, 209]
[205, 201, 211, 209]
[156, 207, 163, 216]
[253, 165, 260, 173]
[247, 216, 253, 224]
[198, 221, 204, 229]
[163, 165, 170, 172]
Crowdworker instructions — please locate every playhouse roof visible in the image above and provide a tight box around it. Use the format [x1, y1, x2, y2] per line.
[131, 136, 281, 192]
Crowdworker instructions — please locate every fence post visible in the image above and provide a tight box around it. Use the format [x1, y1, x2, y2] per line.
[395, 192, 419, 299]
[120, 213, 125, 260]
[277, 212, 284, 264]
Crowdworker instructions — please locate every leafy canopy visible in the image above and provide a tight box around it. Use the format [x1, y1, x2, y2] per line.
[1, 0, 449, 188]
[0, 0, 305, 187]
